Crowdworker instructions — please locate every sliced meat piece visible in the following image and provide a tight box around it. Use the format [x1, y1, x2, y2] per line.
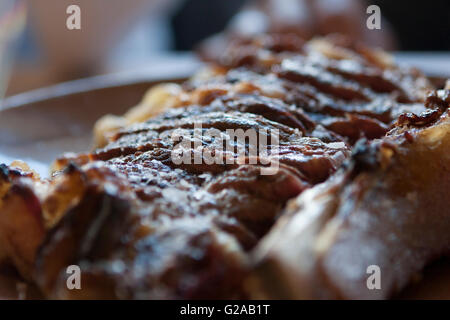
[248, 91, 450, 299]
[14, 102, 348, 299]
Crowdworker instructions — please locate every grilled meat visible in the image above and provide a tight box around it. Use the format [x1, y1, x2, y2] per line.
[0, 33, 447, 299]
[248, 90, 450, 299]
[36, 106, 349, 299]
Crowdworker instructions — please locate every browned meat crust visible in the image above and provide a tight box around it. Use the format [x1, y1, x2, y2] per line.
[248, 91, 450, 299]
[36, 107, 348, 298]
[0, 34, 446, 299]
[190, 34, 432, 145]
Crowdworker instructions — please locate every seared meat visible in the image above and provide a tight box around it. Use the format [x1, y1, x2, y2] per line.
[95, 34, 432, 149]
[35, 107, 348, 299]
[0, 34, 446, 299]
[248, 90, 450, 299]
[189, 34, 432, 145]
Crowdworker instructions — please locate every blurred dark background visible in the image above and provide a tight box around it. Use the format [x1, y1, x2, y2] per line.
[371, 0, 449, 51]
[170, 0, 449, 51]
[3, 0, 449, 97]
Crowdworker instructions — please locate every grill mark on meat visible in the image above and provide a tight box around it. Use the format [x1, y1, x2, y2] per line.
[188, 62, 429, 145]
[95, 109, 348, 185]
[194, 34, 432, 145]
[277, 59, 373, 102]
[112, 110, 301, 142]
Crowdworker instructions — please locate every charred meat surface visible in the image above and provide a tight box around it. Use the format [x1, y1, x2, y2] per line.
[249, 91, 450, 299]
[188, 34, 432, 145]
[0, 34, 447, 299]
[36, 106, 348, 298]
